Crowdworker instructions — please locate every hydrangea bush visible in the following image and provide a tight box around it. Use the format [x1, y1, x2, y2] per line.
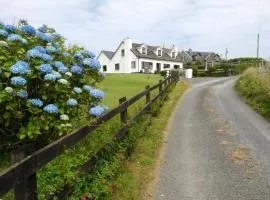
[0, 21, 107, 151]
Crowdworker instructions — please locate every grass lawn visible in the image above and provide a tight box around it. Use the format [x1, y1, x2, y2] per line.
[97, 73, 163, 107]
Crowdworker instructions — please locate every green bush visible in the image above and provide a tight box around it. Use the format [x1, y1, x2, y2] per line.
[0, 20, 106, 152]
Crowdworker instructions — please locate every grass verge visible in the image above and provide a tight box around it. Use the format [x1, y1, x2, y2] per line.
[110, 82, 189, 200]
[235, 67, 270, 121]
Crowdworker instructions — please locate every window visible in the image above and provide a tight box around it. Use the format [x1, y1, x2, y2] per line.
[115, 63, 120, 71]
[164, 64, 170, 69]
[121, 49, 125, 57]
[158, 50, 162, 56]
[131, 61, 136, 68]
[142, 47, 146, 54]
[103, 65, 107, 72]
[172, 52, 176, 58]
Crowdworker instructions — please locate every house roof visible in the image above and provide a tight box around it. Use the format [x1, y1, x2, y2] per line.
[102, 50, 114, 59]
[185, 51, 217, 60]
[131, 43, 182, 62]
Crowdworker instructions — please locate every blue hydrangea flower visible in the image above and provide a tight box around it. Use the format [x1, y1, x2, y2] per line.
[10, 61, 30, 75]
[4, 87, 13, 94]
[38, 25, 47, 33]
[62, 52, 70, 57]
[27, 49, 52, 61]
[60, 114, 69, 121]
[83, 85, 92, 92]
[51, 33, 61, 39]
[67, 98, 77, 107]
[58, 66, 68, 74]
[30, 98, 43, 107]
[73, 87, 82, 93]
[43, 104, 59, 114]
[74, 52, 84, 60]
[4, 24, 16, 32]
[36, 31, 52, 43]
[44, 73, 57, 81]
[16, 89, 28, 98]
[11, 76, 27, 86]
[46, 45, 57, 53]
[0, 29, 8, 37]
[33, 46, 46, 53]
[80, 50, 95, 58]
[7, 34, 27, 44]
[54, 61, 66, 73]
[71, 65, 83, 75]
[20, 25, 36, 35]
[39, 64, 52, 74]
[89, 105, 107, 117]
[52, 70, 62, 79]
[83, 58, 101, 69]
[89, 89, 104, 99]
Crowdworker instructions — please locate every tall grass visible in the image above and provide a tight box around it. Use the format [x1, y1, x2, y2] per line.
[235, 67, 270, 120]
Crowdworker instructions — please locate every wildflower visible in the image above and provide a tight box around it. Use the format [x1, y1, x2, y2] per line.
[83, 58, 101, 70]
[67, 98, 77, 107]
[57, 78, 68, 85]
[7, 34, 27, 44]
[89, 105, 107, 117]
[10, 61, 31, 75]
[71, 65, 83, 75]
[30, 98, 43, 107]
[16, 89, 28, 98]
[0, 40, 8, 47]
[4, 24, 16, 32]
[38, 25, 47, 33]
[36, 31, 52, 43]
[65, 72, 72, 77]
[60, 114, 69, 121]
[39, 64, 52, 74]
[83, 85, 92, 92]
[0, 29, 8, 37]
[44, 73, 57, 81]
[73, 87, 82, 93]
[20, 25, 36, 36]
[89, 89, 104, 99]
[74, 52, 84, 60]
[43, 104, 59, 114]
[11, 76, 27, 86]
[4, 87, 13, 94]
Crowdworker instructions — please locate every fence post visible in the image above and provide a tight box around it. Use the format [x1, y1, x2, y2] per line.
[145, 85, 150, 104]
[159, 80, 162, 93]
[11, 146, 38, 200]
[119, 97, 128, 124]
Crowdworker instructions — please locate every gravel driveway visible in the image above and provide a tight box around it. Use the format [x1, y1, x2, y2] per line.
[154, 77, 270, 200]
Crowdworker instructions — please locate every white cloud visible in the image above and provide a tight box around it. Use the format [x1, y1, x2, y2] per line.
[0, 0, 270, 58]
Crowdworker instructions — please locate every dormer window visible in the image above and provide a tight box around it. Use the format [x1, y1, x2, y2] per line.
[172, 52, 176, 58]
[142, 47, 146, 54]
[158, 50, 162, 56]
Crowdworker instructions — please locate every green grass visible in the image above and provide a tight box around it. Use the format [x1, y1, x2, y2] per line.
[110, 82, 189, 200]
[235, 68, 270, 121]
[97, 74, 162, 107]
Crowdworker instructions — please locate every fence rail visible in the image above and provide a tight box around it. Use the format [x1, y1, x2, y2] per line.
[0, 72, 179, 200]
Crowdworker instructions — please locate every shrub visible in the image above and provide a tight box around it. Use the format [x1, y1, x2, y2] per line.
[0, 21, 107, 151]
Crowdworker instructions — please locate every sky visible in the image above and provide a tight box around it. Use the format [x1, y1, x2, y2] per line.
[1, 0, 270, 59]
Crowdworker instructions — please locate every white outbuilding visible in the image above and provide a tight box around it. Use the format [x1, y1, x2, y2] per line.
[98, 38, 183, 73]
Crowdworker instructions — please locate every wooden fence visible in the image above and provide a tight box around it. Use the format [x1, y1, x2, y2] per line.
[0, 73, 179, 200]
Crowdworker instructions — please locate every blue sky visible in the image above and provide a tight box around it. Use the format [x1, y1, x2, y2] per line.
[0, 0, 270, 59]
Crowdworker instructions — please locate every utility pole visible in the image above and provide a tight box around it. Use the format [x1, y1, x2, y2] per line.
[257, 33, 260, 58]
[225, 48, 228, 60]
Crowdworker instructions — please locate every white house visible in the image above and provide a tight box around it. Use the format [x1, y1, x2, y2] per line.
[98, 38, 183, 73]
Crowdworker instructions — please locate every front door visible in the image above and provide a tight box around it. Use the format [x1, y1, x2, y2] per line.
[156, 63, 161, 72]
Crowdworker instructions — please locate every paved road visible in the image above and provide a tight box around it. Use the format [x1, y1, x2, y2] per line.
[155, 77, 270, 200]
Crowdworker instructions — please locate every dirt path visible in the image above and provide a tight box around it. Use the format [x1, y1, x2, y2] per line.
[154, 77, 270, 200]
